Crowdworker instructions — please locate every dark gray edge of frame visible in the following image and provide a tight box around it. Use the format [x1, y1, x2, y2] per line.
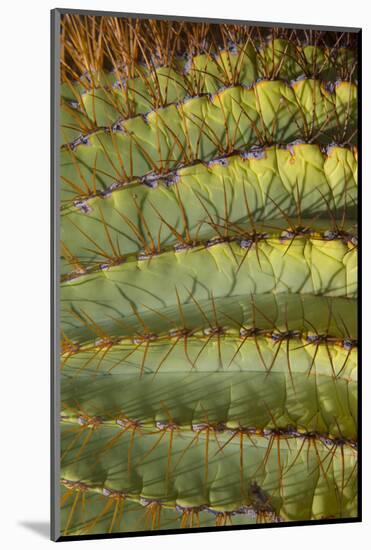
[51, 8, 61, 543]
[357, 28, 362, 523]
[54, 7, 361, 33]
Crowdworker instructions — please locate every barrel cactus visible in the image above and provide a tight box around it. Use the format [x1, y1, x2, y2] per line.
[55, 12, 359, 539]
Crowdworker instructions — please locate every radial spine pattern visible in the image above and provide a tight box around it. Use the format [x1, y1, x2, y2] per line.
[58, 15, 359, 536]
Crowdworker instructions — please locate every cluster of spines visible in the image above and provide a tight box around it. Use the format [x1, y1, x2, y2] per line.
[61, 231, 357, 282]
[60, 15, 357, 87]
[60, 478, 280, 535]
[59, 415, 357, 534]
[59, 14, 358, 537]
[61, 142, 357, 281]
[61, 79, 357, 145]
[61, 141, 357, 204]
[61, 413, 358, 451]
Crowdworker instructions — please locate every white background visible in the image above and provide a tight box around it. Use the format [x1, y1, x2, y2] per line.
[0, 0, 368, 548]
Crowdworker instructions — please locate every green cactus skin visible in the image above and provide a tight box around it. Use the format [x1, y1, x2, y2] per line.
[60, 80, 357, 207]
[61, 38, 356, 104]
[58, 15, 358, 537]
[60, 426, 357, 523]
[60, 143, 357, 277]
[61, 79, 357, 148]
[61, 239, 357, 332]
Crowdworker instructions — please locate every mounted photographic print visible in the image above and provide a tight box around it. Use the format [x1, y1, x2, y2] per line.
[51, 8, 361, 541]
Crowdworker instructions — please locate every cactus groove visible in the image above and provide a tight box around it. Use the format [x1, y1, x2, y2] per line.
[58, 14, 359, 537]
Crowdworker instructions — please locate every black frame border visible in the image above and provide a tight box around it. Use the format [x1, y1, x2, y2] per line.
[51, 7, 362, 542]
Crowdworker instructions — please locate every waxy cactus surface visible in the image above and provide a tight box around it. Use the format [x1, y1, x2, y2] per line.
[57, 13, 359, 537]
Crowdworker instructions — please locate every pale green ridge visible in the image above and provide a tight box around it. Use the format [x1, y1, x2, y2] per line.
[60, 80, 357, 184]
[60, 143, 357, 275]
[61, 239, 357, 330]
[60, 424, 358, 521]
